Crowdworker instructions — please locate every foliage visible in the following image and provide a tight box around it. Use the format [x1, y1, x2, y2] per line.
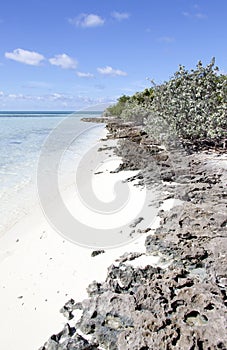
[105, 88, 154, 119]
[145, 58, 227, 143]
[105, 59, 227, 146]
[120, 102, 150, 124]
[105, 95, 130, 117]
[130, 88, 154, 106]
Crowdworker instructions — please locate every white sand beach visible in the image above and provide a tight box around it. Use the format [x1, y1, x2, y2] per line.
[0, 132, 174, 350]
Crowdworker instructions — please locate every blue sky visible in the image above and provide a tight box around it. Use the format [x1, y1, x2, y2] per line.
[0, 0, 226, 110]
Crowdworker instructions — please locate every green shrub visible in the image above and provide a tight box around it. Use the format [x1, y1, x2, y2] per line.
[106, 95, 130, 117]
[120, 102, 150, 124]
[105, 89, 154, 120]
[105, 59, 227, 147]
[145, 58, 227, 144]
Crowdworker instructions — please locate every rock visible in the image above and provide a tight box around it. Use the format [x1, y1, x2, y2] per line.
[115, 252, 143, 263]
[86, 281, 104, 297]
[81, 116, 111, 124]
[91, 250, 105, 257]
[60, 299, 75, 320]
[39, 329, 99, 349]
[129, 217, 144, 228]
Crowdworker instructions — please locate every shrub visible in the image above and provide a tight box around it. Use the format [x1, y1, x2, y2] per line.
[105, 58, 227, 147]
[106, 95, 130, 117]
[105, 89, 154, 120]
[120, 101, 151, 125]
[145, 58, 227, 145]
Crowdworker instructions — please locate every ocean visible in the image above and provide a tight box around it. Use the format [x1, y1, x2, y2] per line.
[0, 111, 105, 235]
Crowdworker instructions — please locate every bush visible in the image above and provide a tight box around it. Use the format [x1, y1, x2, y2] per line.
[120, 102, 151, 124]
[105, 89, 154, 120]
[106, 95, 130, 117]
[145, 58, 227, 144]
[105, 59, 227, 147]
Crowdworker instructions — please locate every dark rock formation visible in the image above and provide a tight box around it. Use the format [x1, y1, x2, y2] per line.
[40, 324, 99, 349]
[91, 250, 105, 257]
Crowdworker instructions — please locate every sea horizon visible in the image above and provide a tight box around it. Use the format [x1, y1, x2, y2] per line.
[0, 110, 103, 115]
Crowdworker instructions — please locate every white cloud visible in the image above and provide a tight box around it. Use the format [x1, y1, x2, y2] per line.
[111, 11, 130, 21]
[5, 48, 45, 66]
[76, 71, 94, 78]
[158, 36, 175, 43]
[69, 14, 105, 28]
[0, 90, 117, 110]
[47, 93, 70, 101]
[49, 54, 78, 69]
[97, 66, 127, 76]
[2, 91, 73, 102]
[8, 93, 23, 99]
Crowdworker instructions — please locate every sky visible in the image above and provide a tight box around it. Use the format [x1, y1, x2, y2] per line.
[0, 0, 226, 110]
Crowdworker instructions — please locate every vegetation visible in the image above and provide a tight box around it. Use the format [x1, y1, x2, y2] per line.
[104, 95, 131, 117]
[146, 58, 227, 144]
[105, 88, 154, 119]
[105, 58, 227, 147]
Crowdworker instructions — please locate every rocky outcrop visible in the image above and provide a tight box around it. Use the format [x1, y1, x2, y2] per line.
[75, 266, 226, 349]
[40, 118, 227, 350]
[80, 116, 116, 124]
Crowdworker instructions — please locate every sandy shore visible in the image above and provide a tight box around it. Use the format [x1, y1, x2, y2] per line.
[0, 130, 174, 350]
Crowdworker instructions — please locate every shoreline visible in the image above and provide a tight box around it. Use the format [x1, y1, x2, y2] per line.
[0, 121, 173, 350]
[1, 115, 226, 349]
[40, 117, 227, 349]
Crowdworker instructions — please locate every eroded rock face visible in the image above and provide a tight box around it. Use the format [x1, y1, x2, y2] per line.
[73, 263, 226, 350]
[40, 119, 227, 350]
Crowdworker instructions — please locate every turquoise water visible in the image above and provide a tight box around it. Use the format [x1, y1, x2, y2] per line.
[0, 111, 105, 234]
